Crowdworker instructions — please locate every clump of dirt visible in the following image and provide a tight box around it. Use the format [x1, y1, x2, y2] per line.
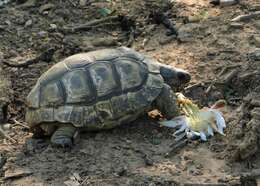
[0, 0, 260, 185]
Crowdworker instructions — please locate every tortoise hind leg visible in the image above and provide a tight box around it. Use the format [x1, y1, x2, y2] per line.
[50, 124, 78, 147]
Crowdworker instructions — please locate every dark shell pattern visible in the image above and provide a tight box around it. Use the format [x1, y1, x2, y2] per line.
[26, 47, 164, 129]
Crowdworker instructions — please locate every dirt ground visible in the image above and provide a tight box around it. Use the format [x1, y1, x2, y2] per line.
[0, 0, 260, 185]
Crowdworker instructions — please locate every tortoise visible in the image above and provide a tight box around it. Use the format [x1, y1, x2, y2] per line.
[25, 47, 190, 147]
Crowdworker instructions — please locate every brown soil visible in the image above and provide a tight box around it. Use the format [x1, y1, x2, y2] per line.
[0, 0, 260, 185]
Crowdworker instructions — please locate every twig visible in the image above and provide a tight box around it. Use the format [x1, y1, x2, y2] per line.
[231, 11, 260, 22]
[3, 48, 55, 67]
[12, 119, 30, 129]
[61, 16, 120, 33]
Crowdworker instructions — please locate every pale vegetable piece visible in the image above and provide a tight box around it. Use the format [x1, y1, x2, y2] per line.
[159, 94, 227, 141]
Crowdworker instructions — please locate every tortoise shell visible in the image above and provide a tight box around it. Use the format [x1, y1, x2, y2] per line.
[25, 47, 164, 130]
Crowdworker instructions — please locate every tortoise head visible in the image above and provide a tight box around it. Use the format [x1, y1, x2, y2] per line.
[160, 65, 191, 89]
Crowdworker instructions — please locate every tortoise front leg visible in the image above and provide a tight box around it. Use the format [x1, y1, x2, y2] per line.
[50, 124, 78, 147]
[154, 84, 180, 119]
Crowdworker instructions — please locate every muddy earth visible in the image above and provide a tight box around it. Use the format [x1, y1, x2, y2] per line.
[0, 0, 260, 185]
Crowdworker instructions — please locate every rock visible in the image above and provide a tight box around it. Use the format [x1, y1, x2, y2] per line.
[188, 16, 201, 23]
[250, 35, 260, 47]
[159, 35, 176, 45]
[0, 0, 10, 7]
[248, 49, 260, 61]
[177, 23, 200, 42]
[254, 20, 260, 30]
[79, 0, 88, 6]
[24, 19, 32, 27]
[39, 3, 55, 14]
[248, 3, 260, 11]
[50, 24, 57, 29]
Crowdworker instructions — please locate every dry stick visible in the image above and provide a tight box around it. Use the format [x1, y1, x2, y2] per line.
[3, 48, 55, 67]
[231, 11, 260, 22]
[61, 16, 120, 33]
[62, 22, 120, 33]
[12, 119, 30, 129]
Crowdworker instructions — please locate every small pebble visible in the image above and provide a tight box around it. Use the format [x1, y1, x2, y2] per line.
[24, 19, 32, 27]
